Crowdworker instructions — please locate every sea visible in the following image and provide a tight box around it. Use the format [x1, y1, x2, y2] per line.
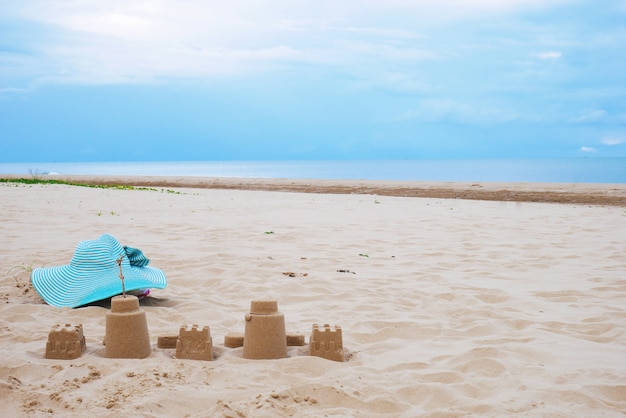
[1, 158, 625, 184]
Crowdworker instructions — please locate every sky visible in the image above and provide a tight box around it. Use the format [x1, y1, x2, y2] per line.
[1, 0, 625, 162]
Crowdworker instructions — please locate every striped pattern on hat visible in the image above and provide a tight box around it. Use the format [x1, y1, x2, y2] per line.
[31, 234, 166, 308]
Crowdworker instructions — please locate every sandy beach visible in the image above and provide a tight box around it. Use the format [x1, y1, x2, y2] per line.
[1, 177, 625, 417]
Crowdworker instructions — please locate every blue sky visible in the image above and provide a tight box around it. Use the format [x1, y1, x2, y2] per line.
[1, 0, 625, 162]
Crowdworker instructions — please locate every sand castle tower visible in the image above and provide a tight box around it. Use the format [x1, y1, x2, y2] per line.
[45, 323, 86, 360]
[309, 324, 345, 362]
[105, 295, 151, 359]
[243, 300, 287, 360]
[175, 325, 213, 361]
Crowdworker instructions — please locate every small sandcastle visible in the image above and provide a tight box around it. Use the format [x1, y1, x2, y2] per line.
[104, 256, 152, 358]
[175, 325, 213, 361]
[104, 295, 152, 359]
[223, 300, 307, 358]
[243, 300, 288, 359]
[45, 323, 86, 360]
[309, 324, 345, 362]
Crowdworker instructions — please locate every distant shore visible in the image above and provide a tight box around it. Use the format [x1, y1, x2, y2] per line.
[2, 174, 626, 206]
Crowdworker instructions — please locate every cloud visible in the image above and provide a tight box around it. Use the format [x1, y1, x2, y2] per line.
[536, 51, 562, 59]
[569, 110, 626, 125]
[580, 146, 597, 153]
[350, 71, 433, 95]
[602, 136, 625, 146]
[341, 26, 427, 40]
[0, 0, 573, 89]
[395, 99, 541, 125]
[350, 0, 568, 23]
[396, 100, 472, 123]
[569, 109, 608, 124]
[0, 86, 32, 95]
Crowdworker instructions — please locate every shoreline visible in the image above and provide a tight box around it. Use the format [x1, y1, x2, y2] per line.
[3, 174, 626, 206]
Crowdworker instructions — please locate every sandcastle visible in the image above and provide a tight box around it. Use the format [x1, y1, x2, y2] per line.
[175, 325, 213, 361]
[223, 300, 307, 358]
[309, 324, 345, 362]
[45, 323, 86, 360]
[242, 300, 288, 359]
[104, 295, 151, 359]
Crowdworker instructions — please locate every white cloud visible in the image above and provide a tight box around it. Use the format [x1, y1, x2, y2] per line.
[536, 51, 562, 59]
[353, 0, 569, 22]
[602, 136, 625, 146]
[580, 146, 597, 153]
[0, 87, 33, 98]
[569, 110, 626, 125]
[0, 0, 572, 87]
[396, 99, 472, 123]
[334, 40, 440, 61]
[341, 27, 427, 40]
[395, 99, 540, 125]
[569, 109, 608, 124]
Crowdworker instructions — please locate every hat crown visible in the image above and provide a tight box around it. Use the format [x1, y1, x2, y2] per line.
[69, 234, 127, 271]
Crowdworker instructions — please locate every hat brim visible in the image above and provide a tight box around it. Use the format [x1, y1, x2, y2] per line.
[32, 264, 166, 308]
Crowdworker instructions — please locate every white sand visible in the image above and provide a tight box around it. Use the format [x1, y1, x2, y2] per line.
[1, 180, 625, 417]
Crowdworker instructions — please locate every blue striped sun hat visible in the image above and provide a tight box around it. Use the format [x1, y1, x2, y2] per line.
[31, 234, 167, 308]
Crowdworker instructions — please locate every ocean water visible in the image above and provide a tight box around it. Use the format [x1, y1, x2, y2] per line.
[1, 159, 625, 184]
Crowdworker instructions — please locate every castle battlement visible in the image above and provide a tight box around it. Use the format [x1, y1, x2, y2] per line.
[45, 323, 86, 360]
[309, 324, 344, 362]
[175, 324, 213, 361]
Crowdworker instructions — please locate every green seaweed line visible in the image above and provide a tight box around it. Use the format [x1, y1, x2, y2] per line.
[0, 178, 157, 191]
